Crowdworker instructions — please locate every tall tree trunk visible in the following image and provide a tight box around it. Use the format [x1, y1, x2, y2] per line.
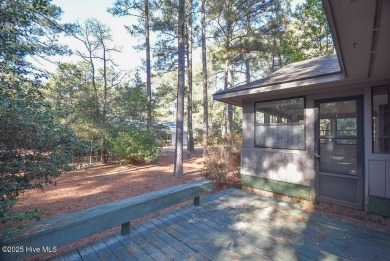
[101, 44, 108, 164]
[226, 64, 233, 136]
[174, 0, 185, 176]
[271, 35, 277, 72]
[224, 22, 233, 138]
[88, 51, 100, 122]
[201, 0, 208, 158]
[221, 59, 227, 139]
[186, 0, 195, 154]
[101, 137, 107, 164]
[145, 0, 152, 128]
[103, 47, 107, 119]
[245, 11, 251, 84]
[222, 61, 233, 138]
[245, 59, 250, 83]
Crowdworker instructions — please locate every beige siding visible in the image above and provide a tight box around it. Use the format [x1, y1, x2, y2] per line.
[364, 85, 390, 201]
[241, 101, 313, 187]
[241, 80, 390, 205]
[241, 149, 312, 186]
[242, 103, 252, 149]
[367, 160, 390, 199]
[369, 160, 386, 197]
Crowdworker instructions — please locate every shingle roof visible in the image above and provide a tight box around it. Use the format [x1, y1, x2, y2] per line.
[218, 54, 341, 94]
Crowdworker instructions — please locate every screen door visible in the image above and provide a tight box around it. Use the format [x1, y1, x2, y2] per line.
[315, 96, 363, 209]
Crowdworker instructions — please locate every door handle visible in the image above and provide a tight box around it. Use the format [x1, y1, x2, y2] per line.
[314, 146, 320, 158]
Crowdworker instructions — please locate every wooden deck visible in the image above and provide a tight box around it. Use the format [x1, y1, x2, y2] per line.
[52, 189, 390, 261]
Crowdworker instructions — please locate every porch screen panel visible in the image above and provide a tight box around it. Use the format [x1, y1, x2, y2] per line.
[372, 86, 389, 154]
[255, 97, 305, 149]
[319, 100, 358, 175]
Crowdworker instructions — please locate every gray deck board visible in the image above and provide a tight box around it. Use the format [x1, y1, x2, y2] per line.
[128, 227, 168, 260]
[133, 223, 187, 261]
[160, 209, 279, 260]
[197, 190, 384, 260]
[103, 235, 136, 261]
[113, 234, 153, 261]
[77, 244, 100, 261]
[141, 220, 208, 261]
[61, 251, 82, 261]
[53, 188, 390, 261]
[152, 211, 243, 260]
[151, 212, 224, 260]
[170, 200, 321, 260]
[91, 239, 119, 261]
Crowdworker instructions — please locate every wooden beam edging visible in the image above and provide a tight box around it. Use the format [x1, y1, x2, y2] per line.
[0, 179, 212, 260]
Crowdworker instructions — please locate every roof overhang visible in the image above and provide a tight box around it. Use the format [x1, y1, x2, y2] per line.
[214, 72, 344, 107]
[323, 0, 390, 80]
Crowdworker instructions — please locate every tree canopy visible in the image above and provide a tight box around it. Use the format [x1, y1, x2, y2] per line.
[0, 0, 74, 229]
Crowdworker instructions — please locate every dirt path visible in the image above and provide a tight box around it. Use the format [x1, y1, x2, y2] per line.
[3, 146, 208, 260]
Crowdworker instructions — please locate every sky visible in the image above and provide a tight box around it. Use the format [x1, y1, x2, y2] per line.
[39, 0, 305, 74]
[48, 0, 142, 72]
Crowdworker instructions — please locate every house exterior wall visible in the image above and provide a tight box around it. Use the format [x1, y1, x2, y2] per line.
[364, 86, 390, 216]
[241, 89, 317, 200]
[240, 80, 390, 216]
[170, 132, 188, 146]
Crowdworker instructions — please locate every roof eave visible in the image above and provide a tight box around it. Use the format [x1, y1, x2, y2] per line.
[322, 0, 346, 78]
[213, 72, 345, 107]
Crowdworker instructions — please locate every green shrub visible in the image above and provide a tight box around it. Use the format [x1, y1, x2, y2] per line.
[110, 128, 164, 164]
[1, 85, 75, 242]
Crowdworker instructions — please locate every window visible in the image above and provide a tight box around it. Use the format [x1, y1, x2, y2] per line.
[255, 97, 305, 149]
[372, 86, 389, 153]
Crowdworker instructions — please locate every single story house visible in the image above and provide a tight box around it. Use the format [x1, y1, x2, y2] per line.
[214, 0, 390, 216]
[161, 122, 188, 146]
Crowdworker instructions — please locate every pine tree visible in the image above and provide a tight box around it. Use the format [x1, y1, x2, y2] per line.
[174, 0, 186, 176]
[186, 0, 195, 154]
[71, 19, 121, 163]
[0, 0, 74, 227]
[209, 0, 274, 138]
[108, 0, 153, 128]
[201, 0, 209, 158]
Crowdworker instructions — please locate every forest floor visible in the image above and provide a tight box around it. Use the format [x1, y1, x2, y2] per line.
[4, 145, 219, 260]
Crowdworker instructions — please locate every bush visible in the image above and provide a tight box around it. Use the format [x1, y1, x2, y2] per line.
[202, 134, 242, 188]
[0, 85, 75, 240]
[110, 128, 164, 164]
